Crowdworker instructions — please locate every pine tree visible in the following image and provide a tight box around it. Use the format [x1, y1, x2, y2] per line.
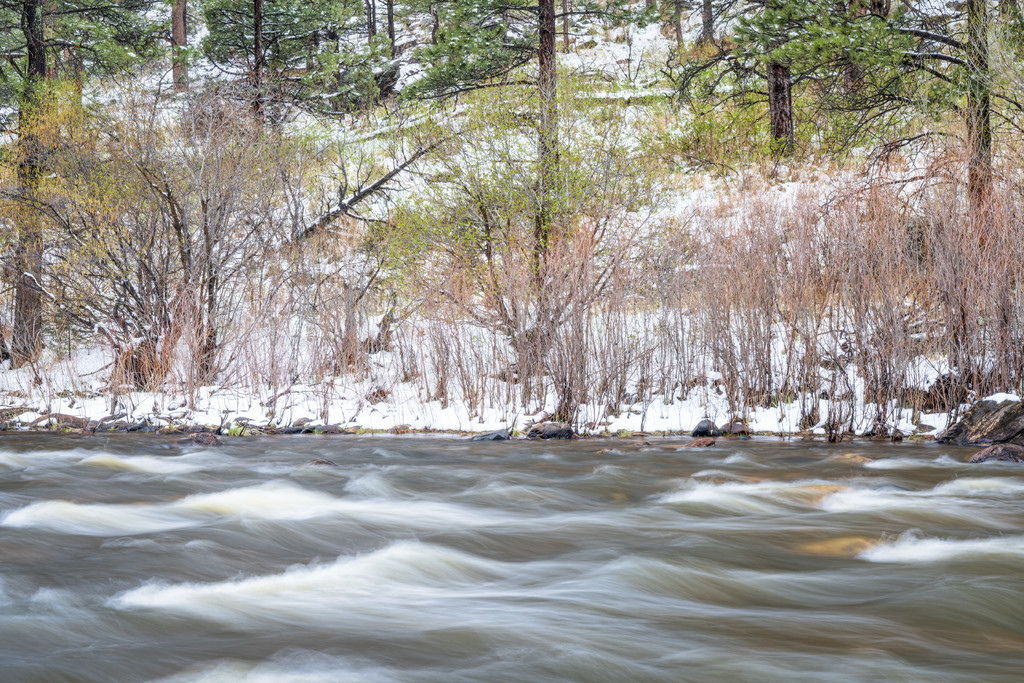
[677, 0, 999, 198]
[200, 0, 391, 114]
[0, 0, 158, 364]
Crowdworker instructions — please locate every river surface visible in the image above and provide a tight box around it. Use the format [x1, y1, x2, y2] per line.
[1, 435, 1022, 681]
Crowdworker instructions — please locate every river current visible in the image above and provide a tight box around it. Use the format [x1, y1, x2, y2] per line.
[0, 434, 1022, 681]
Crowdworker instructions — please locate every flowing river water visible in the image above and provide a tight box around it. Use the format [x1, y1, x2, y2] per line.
[1, 434, 1023, 681]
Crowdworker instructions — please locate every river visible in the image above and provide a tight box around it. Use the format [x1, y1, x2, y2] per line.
[0, 434, 1022, 681]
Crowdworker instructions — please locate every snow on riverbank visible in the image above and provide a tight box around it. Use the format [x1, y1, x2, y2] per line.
[0, 339, 986, 438]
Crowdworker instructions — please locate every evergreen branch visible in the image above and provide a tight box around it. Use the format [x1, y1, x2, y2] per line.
[896, 27, 964, 51]
[903, 51, 967, 67]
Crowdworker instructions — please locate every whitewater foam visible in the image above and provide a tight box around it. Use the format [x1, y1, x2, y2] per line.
[111, 542, 510, 626]
[861, 533, 1024, 563]
[79, 453, 208, 475]
[2, 480, 519, 536]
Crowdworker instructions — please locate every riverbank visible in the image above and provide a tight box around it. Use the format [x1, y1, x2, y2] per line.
[0, 386, 966, 440]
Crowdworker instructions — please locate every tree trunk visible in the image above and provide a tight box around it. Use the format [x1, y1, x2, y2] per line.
[12, 0, 47, 366]
[365, 0, 377, 44]
[172, 0, 188, 92]
[966, 0, 992, 222]
[430, 5, 438, 45]
[673, 0, 683, 50]
[700, 0, 714, 44]
[64, 47, 84, 106]
[561, 0, 570, 53]
[536, 0, 558, 271]
[386, 0, 395, 57]
[252, 0, 264, 118]
[767, 61, 794, 157]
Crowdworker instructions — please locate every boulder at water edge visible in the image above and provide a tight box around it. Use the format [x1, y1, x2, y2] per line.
[472, 429, 510, 441]
[191, 433, 222, 447]
[968, 444, 1024, 464]
[721, 422, 752, 436]
[691, 419, 722, 437]
[527, 422, 574, 439]
[938, 399, 1024, 446]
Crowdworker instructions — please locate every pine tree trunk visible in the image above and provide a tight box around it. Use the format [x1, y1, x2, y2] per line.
[843, 0, 864, 91]
[562, 0, 569, 53]
[966, 0, 992, 222]
[536, 0, 558, 271]
[767, 61, 794, 157]
[674, 0, 683, 50]
[365, 0, 377, 43]
[252, 0, 264, 118]
[700, 0, 714, 44]
[172, 0, 188, 92]
[386, 0, 395, 57]
[12, 0, 47, 366]
[65, 47, 84, 106]
[430, 5, 438, 45]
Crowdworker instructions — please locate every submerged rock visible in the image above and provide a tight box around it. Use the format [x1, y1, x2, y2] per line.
[677, 437, 716, 448]
[472, 429, 510, 441]
[829, 453, 873, 465]
[796, 536, 877, 558]
[527, 422, 574, 439]
[190, 433, 222, 447]
[968, 444, 1024, 464]
[938, 399, 1024, 446]
[308, 458, 339, 467]
[691, 419, 722, 438]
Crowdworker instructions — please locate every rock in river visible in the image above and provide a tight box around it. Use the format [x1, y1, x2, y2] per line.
[938, 399, 1024, 446]
[677, 438, 716, 449]
[190, 433, 222, 447]
[527, 422, 574, 439]
[472, 429, 510, 441]
[721, 422, 752, 436]
[968, 444, 1024, 464]
[691, 419, 722, 438]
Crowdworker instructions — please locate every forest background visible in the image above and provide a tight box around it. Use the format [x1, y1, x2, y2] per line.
[0, 0, 1022, 438]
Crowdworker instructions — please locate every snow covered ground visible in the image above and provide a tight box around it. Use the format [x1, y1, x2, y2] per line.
[0, 332, 989, 438]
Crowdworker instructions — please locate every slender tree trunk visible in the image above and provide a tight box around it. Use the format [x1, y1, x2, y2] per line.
[561, 0, 569, 53]
[966, 0, 992, 222]
[700, 0, 714, 44]
[172, 0, 188, 92]
[199, 272, 218, 382]
[673, 0, 683, 50]
[365, 0, 377, 44]
[843, 0, 864, 91]
[767, 61, 794, 157]
[252, 0, 264, 118]
[386, 0, 395, 57]
[62, 46, 84, 106]
[430, 4, 438, 45]
[536, 0, 558, 270]
[12, 0, 47, 366]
